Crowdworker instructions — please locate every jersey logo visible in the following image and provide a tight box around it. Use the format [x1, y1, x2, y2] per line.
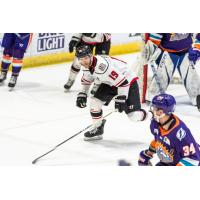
[99, 63, 107, 72]
[156, 142, 174, 163]
[154, 128, 159, 135]
[128, 105, 134, 110]
[176, 128, 186, 141]
[163, 136, 170, 146]
[170, 33, 190, 41]
[156, 95, 164, 101]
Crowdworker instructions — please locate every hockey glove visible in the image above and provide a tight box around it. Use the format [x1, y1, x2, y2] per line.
[115, 95, 127, 113]
[76, 92, 87, 108]
[188, 48, 200, 64]
[69, 39, 79, 53]
[138, 150, 153, 166]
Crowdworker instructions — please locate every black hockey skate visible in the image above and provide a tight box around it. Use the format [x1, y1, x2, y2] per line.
[84, 119, 106, 141]
[197, 95, 200, 111]
[0, 72, 7, 84]
[8, 75, 18, 90]
[64, 79, 75, 91]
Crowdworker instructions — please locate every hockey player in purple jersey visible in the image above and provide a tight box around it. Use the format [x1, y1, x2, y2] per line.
[138, 93, 200, 166]
[0, 33, 32, 89]
[143, 33, 200, 107]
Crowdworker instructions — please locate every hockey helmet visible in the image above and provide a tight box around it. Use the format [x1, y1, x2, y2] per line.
[75, 45, 92, 58]
[151, 93, 176, 114]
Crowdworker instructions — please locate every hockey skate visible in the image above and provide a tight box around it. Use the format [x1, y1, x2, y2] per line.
[84, 119, 106, 141]
[197, 95, 200, 111]
[64, 79, 75, 91]
[8, 75, 18, 90]
[0, 72, 7, 84]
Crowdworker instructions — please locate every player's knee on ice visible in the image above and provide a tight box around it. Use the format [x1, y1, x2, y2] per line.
[127, 109, 148, 122]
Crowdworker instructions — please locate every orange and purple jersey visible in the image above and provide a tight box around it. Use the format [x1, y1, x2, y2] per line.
[1, 33, 33, 51]
[149, 33, 193, 53]
[149, 114, 200, 166]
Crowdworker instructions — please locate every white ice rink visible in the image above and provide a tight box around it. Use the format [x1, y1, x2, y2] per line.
[1, 53, 200, 166]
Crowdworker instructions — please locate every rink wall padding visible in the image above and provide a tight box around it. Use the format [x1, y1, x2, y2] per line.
[23, 41, 142, 69]
[0, 33, 143, 69]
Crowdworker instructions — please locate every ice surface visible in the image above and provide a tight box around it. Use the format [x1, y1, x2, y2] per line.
[0, 53, 200, 166]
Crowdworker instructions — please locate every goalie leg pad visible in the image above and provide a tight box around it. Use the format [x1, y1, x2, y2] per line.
[147, 51, 176, 101]
[178, 54, 200, 105]
[142, 40, 162, 65]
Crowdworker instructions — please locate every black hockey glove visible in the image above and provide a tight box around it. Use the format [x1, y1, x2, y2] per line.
[76, 92, 87, 108]
[69, 39, 79, 53]
[115, 95, 127, 113]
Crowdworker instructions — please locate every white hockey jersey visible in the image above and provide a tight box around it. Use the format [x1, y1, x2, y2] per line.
[80, 55, 138, 97]
[72, 33, 111, 45]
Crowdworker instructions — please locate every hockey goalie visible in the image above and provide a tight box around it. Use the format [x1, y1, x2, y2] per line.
[138, 33, 200, 109]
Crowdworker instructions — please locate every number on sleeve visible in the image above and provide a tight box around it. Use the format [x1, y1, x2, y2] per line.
[183, 143, 196, 156]
[109, 70, 119, 81]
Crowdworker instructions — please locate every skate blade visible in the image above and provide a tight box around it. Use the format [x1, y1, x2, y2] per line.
[84, 135, 103, 141]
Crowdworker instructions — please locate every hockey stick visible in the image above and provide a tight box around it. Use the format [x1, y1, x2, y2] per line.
[149, 60, 165, 94]
[32, 110, 116, 164]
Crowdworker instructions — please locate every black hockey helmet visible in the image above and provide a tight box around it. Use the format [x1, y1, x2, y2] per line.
[75, 45, 92, 58]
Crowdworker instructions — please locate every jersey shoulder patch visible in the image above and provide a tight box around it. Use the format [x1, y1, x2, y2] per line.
[95, 56, 109, 74]
[176, 128, 187, 141]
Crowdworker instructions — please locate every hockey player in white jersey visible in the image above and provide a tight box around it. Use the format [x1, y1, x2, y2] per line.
[64, 33, 111, 91]
[142, 33, 200, 106]
[75, 45, 148, 141]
